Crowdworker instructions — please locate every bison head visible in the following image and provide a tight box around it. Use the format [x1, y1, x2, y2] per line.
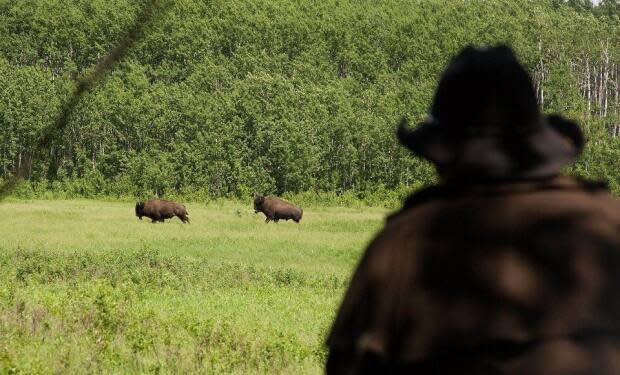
[253, 195, 264, 213]
[135, 202, 145, 219]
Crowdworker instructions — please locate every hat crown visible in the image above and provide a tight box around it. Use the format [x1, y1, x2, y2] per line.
[431, 45, 540, 136]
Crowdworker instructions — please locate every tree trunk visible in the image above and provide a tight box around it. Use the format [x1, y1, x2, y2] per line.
[602, 40, 610, 118]
[586, 58, 591, 120]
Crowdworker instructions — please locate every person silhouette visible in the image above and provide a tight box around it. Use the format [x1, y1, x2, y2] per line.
[326, 45, 620, 374]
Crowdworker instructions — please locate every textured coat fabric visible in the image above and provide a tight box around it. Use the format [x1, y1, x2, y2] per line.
[326, 176, 620, 374]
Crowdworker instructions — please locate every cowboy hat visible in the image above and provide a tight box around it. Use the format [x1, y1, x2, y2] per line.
[398, 45, 583, 179]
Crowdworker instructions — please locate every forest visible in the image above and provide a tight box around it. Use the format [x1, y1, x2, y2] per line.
[1, 0, 619, 202]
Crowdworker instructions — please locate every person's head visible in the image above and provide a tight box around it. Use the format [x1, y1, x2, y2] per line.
[398, 45, 583, 181]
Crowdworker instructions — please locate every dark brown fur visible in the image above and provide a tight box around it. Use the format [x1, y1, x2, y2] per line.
[135, 199, 189, 223]
[254, 195, 303, 223]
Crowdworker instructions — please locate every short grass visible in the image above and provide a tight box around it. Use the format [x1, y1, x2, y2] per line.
[0, 200, 387, 374]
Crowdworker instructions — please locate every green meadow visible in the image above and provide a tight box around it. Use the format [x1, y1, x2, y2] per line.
[0, 200, 387, 374]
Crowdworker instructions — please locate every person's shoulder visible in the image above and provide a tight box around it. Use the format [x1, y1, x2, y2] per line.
[386, 184, 449, 222]
[578, 179, 620, 215]
[354, 207, 428, 281]
[560, 176, 620, 207]
[385, 176, 620, 222]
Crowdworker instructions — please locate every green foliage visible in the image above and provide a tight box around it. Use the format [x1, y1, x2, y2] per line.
[0, 0, 619, 199]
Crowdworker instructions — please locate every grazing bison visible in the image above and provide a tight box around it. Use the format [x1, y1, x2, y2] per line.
[135, 199, 189, 223]
[253, 195, 303, 223]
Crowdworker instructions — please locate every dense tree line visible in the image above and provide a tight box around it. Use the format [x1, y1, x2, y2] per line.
[0, 0, 619, 200]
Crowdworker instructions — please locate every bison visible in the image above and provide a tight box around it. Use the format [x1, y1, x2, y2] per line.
[135, 199, 189, 223]
[253, 195, 303, 223]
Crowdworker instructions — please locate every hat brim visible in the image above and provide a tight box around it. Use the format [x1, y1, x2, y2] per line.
[397, 115, 583, 179]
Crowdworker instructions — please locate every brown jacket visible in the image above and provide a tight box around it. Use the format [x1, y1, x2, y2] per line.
[327, 176, 620, 374]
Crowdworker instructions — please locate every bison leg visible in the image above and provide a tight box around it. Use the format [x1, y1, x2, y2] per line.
[265, 217, 271, 223]
[151, 219, 157, 223]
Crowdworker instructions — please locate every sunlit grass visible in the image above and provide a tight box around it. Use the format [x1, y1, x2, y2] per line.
[0, 200, 387, 374]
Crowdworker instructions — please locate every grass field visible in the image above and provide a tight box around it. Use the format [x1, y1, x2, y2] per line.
[0, 200, 387, 374]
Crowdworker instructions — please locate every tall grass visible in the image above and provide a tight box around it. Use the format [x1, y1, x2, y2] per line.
[0, 200, 386, 374]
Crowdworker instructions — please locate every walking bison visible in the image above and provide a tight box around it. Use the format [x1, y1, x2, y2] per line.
[135, 199, 189, 223]
[253, 195, 303, 223]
